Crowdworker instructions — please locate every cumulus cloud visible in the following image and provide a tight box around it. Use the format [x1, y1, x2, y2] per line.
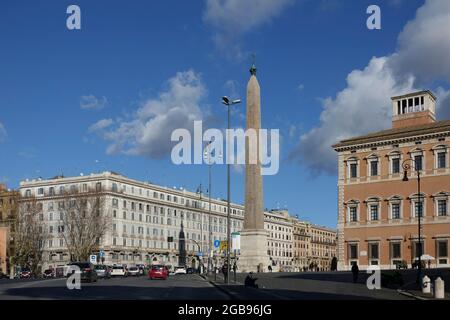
[290, 0, 450, 175]
[80, 95, 108, 110]
[203, 0, 294, 57]
[88, 119, 114, 133]
[388, 0, 450, 85]
[92, 70, 206, 158]
[0, 122, 6, 142]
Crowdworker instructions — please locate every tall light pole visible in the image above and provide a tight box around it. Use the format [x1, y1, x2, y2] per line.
[204, 141, 212, 275]
[196, 184, 203, 273]
[402, 158, 423, 287]
[222, 96, 241, 284]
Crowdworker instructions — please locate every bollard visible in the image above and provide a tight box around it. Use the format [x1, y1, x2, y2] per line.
[434, 277, 445, 299]
[422, 275, 431, 294]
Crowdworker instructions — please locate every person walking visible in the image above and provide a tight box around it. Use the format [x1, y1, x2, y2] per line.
[221, 262, 229, 283]
[351, 262, 359, 283]
[268, 265, 272, 272]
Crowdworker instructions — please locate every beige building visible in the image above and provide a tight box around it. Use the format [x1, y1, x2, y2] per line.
[292, 219, 337, 271]
[334, 90, 450, 270]
[19, 173, 320, 271]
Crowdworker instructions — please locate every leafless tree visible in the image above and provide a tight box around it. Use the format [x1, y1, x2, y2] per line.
[58, 188, 111, 262]
[13, 196, 48, 276]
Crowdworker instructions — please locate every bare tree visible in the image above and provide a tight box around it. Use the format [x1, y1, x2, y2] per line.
[13, 196, 48, 277]
[58, 188, 111, 262]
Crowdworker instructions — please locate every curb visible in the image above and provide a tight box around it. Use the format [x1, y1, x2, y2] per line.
[209, 281, 240, 300]
[397, 289, 429, 300]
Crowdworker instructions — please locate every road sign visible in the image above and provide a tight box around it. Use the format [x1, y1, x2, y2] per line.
[99, 250, 105, 258]
[89, 255, 97, 264]
[198, 252, 203, 257]
[220, 241, 228, 251]
[214, 240, 220, 248]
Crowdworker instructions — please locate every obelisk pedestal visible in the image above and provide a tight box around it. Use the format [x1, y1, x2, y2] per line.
[238, 63, 270, 273]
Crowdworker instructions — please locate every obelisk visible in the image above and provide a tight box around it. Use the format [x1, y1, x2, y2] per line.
[238, 62, 270, 273]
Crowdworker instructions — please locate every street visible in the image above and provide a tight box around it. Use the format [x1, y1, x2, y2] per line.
[0, 274, 230, 300]
[0, 272, 417, 300]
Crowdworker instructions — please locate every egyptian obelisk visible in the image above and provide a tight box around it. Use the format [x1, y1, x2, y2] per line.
[238, 62, 270, 273]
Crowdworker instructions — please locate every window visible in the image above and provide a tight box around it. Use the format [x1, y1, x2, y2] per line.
[414, 155, 423, 171]
[38, 188, 44, 195]
[349, 206, 357, 222]
[350, 163, 357, 178]
[391, 203, 401, 220]
[112, 183, 118, 192]
[415, 201, 424, 218]
[369, 243, 379, 260]
[392, 158, 400, 174]
[437, 152, 446, 169]
[391, 242, 401, 259]
[414, 242, 423, 258]
[370, 160, 378, 176]
[437, 241, 448, 264]
[370, 204, 379, 221]
[349, 244, 358, 260]
[438, 199, 447, 216]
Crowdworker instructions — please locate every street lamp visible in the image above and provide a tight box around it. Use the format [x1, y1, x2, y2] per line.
[221, 96, 241, 285]
[402, 158, 423, 287]
[204, 141, 222, 275]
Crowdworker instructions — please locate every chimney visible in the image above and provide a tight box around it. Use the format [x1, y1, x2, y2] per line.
[391, 90, 436, 129]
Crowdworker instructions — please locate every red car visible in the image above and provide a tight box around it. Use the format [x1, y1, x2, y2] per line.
[148, 265, 168, 280]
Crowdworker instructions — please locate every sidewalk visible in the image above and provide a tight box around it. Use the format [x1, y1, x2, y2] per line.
[201, 273, 288, 300]
[201, 272, 414, 300]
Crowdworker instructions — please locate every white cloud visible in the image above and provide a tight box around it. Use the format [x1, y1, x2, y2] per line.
[388, 0, 450, 84]
[88, 119, 114, 133]
[203, 0, 294, 57]
[92, 70, 206, 158]
[291, 0, 450, 175]
[0, 122, 6, 142]
[80, 95, 108, 110]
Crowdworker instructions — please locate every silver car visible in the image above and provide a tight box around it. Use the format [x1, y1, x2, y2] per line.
[94, 265, 111, 279]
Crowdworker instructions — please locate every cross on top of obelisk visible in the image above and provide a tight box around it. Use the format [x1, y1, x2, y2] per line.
[250, 53, 257, 76]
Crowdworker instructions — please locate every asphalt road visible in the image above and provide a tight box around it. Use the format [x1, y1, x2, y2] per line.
[0, 274, 230, 300]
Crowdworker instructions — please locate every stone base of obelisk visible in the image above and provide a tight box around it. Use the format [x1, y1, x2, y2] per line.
[237, 229, 270, 273]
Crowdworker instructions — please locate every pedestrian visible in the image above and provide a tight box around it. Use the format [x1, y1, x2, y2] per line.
[268, 265, 272, 272]
[221, 262, 228, 283]
[351, 261, 359, 283]
[233, 262, 237, 274]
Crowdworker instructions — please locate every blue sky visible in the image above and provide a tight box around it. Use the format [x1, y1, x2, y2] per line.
[1, 0, 450, 228]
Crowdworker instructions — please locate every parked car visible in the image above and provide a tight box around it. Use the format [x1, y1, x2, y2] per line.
[19, 268, 32, 279]
[111, 265, 127, 277]
[127, 266, 140, 276]
[94, 265, 111, 279]
[186, 267, 196, 274]
[67, 262, 98, 283]
[174, 266, 187, 275]
[148, 265, 168, 280]
[43, 269, 55, 278]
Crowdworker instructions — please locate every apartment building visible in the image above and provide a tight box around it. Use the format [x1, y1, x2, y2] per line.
[20, 172, 310, 271]
[333, 90, 450, 270]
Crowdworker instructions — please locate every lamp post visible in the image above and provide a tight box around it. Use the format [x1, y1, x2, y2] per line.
[402, 158, 423, 287]
[196, 184, 204, 274]
[221, 96, 241, 285]
[203, 141, 220, 275]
